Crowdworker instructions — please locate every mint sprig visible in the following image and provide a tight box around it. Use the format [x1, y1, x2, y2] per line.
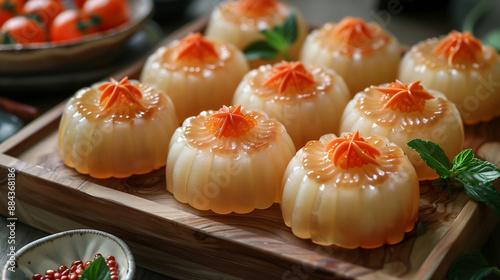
[448, 250, 500, 280]
[463, 0, 500, 51]
[243, 12, 297, 61]
[80, 256, 111, 280]
[407, 139, 500, 218]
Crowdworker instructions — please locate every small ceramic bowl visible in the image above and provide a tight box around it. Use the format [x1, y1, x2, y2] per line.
[1, 229, 135, 280]
[0, 0, 153, 74]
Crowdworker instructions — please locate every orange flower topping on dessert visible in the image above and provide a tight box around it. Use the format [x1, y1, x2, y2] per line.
[175, 33, 218, 61]
[205, 105, 257, 139]
[332, 17, 373, 50]
[98, 77, 144, 110]
[263, 61, 315, 94]
[375, 80, 435, 113]
[238, 0, 277, 17]
[324, 131, 380, 169]
[432, 31, 483, 67]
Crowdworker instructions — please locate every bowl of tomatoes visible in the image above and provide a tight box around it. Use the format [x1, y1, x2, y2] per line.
[0, 0, 153, 74]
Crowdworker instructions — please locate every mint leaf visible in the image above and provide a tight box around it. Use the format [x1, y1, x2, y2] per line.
[461, 182, 500, 218]
[448, 250, 500, 280]
[243, 12, 298, 61]
[407, 139, 452, 178]
[281, 12, 297, 45]
[453, 149, 474, 170]
[80, 256, 111, 280]
[457, 158, 500, 186]
[261, 29, 288, 53]
[244, 40, 279, 60]
[484, 29, 500, 52]
[408, 139, 500, 219]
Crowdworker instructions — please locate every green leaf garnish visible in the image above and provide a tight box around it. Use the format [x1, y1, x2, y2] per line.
[407, 139, 500, 219]
[407, 139, 452, 178]
[457, 158, 500, 186]
[243, 12, 297, 61]
[79, 256, 111, 280]
[281, 11, 298, 45]
[452, 149, 474, 170]
[462, 182, 500, 218]
[244, 41, 279, 60]
[448, 250, 500, 280]
[261, 29, 289, 55]
[484, 29, 500, 52]
[462, 0, 500, 52]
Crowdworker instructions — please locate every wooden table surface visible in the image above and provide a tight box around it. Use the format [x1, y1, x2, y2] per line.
[1, 0, 499, 279]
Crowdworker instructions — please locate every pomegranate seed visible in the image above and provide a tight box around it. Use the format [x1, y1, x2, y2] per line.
[107, 260, 116, 268]
[33, 254, 118, 280]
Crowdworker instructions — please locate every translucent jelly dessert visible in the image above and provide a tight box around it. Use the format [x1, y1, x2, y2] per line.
[204, 0, 308, 68]
[233, 61, 351, 148]
[140, 32, 249, 122]
[166, 104, 296, 214]
[280, 131, 419, 248]
[340, 80, 464, 180]
[398, 31, 500, 124]
[300, 17, 402, 94]
[58, 77, 179, 178]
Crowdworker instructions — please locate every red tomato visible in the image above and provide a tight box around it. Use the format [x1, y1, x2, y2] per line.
[49, 9, 99, 43]
[73, 0, 85, 9]
[1, 15, 45, 44]
[82, 0, 128, 31]
[0, 0, 24, 26]
[23, 0, 64, 28]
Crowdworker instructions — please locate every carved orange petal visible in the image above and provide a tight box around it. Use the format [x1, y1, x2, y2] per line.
[432, 31, 483, 67]
[375, 80, 435, 113]
[263, 61, 315, 95]
[205, 105, 257, 139]
[332, 17, 373, 47]
[238, 0, 277, 16]
[98, 77, 144, 111]
[175, 33, 218, 61]
[325, 131, 380, 169]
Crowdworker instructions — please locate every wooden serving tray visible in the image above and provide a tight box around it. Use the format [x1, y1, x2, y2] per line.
[1, 16, 499, 280]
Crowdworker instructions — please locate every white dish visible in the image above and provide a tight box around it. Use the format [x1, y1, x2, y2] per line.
[2, 229, 135, 280]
